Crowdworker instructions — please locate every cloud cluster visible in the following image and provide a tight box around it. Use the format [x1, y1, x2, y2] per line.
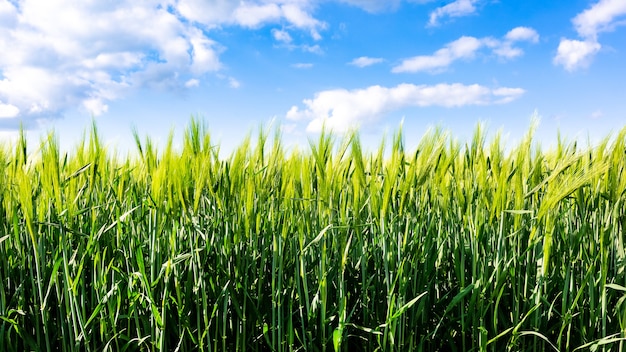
[286, 83, 525, 132]
[174, 0, 326, 39]
[392, 27, 539, 73]
[554, 0, 626, 71]
[0, 1, 217, 127]
[0, 0, 330, 128]
[0, 0, 538, 131]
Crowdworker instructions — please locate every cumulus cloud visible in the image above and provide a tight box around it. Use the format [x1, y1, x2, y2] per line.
[428, 0, 478, 27]
[555, 0, 626, 71]
[393, 27, 539, 73]
[0, 0, 227, 127]
[0, 0, 331, 128]
[349, 56, 384, 67]
[572, 0, 626, 40]
[505, 27, 540, 43]
[553, 39, 601, 71]
[286, 83, 525, 132]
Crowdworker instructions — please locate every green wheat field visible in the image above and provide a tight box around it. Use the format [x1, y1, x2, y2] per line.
[1, 118, 626, 351]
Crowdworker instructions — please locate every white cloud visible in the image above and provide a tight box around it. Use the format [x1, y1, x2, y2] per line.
[0, 0, 229, 125]
[175, 0, 238, 26]
[393, 27, 538, 73]
[555, 0, 626, 71]
[491, 28, 539, 59]
[505, 27, 540, 43]
[185, 79, 200, 88]
[349, 56, 384, 67]
[553, 39, 601, 71]
[216, 74, 241, 88]
[492, 87, 526, 104]
[573, 0, 626, 40]
[286, 83, 525, 132]
[0, 0, 18, 28]
[83, 98, 108, 116]
[272, 42, 323, 55]
[233, 3, 282, 28]
[0, 0, 332, 127]
[81, 52, 144, 70]
[177, 0, 326, 40]
[490, 44, 523, 59]
[428, 0, 478, 27]
[392, 36, 482, 73]
[282, 4, 326, 40]
[188, 29, 222, 75]
[0, 102, 20, 118]
[272, 28, 293, 43]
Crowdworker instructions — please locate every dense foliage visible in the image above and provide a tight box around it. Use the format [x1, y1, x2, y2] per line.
[1, 119, 626, 351]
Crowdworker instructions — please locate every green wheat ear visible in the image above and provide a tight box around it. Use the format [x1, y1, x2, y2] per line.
[0, 118, 625, 351]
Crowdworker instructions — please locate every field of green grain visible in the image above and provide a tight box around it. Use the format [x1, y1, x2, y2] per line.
[0, 119, 625, 351]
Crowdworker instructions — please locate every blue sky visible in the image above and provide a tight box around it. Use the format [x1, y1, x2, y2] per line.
[0, 0, 625, 155]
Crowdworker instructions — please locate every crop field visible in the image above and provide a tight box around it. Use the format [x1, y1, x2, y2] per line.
[0, 119, 625, 351]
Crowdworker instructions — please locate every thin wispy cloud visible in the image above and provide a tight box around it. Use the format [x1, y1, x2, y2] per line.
[272, 28, 293, 43]
[228, 77, 241, 89]
[427, 0, 479, 27]
[491, 27, 540, 59]
[393, 36, 482, 73]
[554, 0, 626, 71]
[286, 83, 525, 132]
[392, 27, 539, 73]
[349, 56, 384, 67]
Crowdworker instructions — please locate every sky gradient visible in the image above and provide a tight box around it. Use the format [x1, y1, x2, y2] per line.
[1, 0, 625, 154]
